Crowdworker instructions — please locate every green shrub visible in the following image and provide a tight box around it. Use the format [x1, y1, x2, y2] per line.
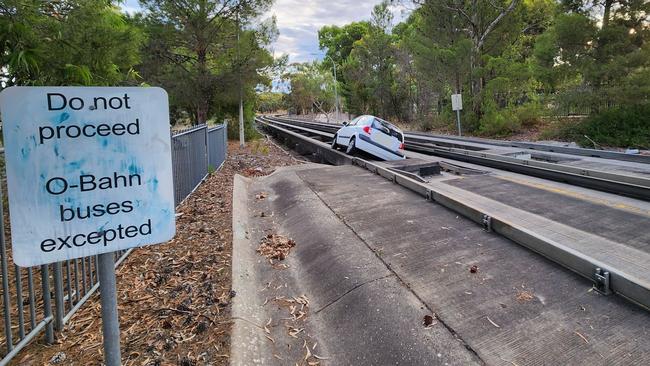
[537, 117, 580, 141]
[416, 112, 455, 132]
[562, 104, 650, 148]
[439, 109, 480, 135]
[227, 102, 262, 141]
[478, 108, 520, 136]
[475, 101, 545, 137]
[514, 103, 543, 128]
[459, 111, 480, 133]
[416, 115, 439, 132]
[228, 120, 262, 141]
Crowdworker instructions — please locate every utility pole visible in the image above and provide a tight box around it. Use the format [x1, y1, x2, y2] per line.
[237, 12, 245, 148]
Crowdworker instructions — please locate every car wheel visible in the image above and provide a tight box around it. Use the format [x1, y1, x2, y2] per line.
[331, 134, 338, 149]
[346, 136, 356, 155]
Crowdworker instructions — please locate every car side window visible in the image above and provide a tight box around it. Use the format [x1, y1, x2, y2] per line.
[348, 117, 361, 126]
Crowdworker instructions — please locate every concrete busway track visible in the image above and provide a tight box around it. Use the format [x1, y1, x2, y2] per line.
[261, 115, 650, 175]
[407, 130, 650, 164]
[260, 115, 650, 201]
[239, 122, 650, 364]
[233, 164, 650, 365]
[256, 116, 650, 311]
[264, 114, 650, 164]
[273, 115, 650, 182]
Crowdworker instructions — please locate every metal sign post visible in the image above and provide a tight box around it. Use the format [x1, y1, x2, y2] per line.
[0, 86, 176, 366]
[98, 253, 121, 366]
[451, 93, 463, 136]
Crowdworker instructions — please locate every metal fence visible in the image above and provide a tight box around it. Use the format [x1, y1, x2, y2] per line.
[208, 125, 228, 171]
[0, 122, 228, 364]
[171, 123, 228, 206]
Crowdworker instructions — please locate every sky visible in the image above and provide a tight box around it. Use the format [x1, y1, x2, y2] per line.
[120, 0, 409, 63]
[267, 0, 408, 62]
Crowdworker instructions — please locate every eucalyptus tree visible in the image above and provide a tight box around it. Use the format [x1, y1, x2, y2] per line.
[410, 0, 521, 116]
[284, 61, 336, 120]
[337, 1, 400, 117]
[318, 21, 371, 107]
[318, 21, 371, 66]
[138, 0, 275, 124]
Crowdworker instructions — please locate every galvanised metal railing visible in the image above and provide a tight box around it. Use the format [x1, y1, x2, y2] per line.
[0, 122, 228, 364]
[171, 124, 209, 206]
[208, 124, 228, 172]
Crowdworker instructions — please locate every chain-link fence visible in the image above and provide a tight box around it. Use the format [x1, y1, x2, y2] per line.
[0, 122, 228, 364]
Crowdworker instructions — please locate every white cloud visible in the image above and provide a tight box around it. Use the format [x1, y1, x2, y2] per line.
[118, 0, 409, 63]
[268, 0, 409, 63]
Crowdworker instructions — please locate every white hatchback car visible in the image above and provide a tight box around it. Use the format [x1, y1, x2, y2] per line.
[331, 115, 406, 160]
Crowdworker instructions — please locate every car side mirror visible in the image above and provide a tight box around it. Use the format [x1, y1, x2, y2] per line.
[341, 121, 349, 126]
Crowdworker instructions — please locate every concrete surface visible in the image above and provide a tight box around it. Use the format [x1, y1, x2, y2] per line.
[375, 154, 650, 308]
[259, 119, 650, 306]
[231, 165, 479, 365]
[401, 149, 650, 214]
[405, 132, 650, 177]
[445, 175, 650, 252]
[232, 164, 650, 365]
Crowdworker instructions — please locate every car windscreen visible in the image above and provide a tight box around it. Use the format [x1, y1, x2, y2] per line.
[355, 116, 374, 126]
[348, 116, 361, 126]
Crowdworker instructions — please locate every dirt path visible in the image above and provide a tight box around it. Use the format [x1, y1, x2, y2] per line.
[13, 139, 301, 366]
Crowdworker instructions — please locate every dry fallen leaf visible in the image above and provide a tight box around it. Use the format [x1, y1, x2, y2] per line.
[575, 331, 589, 344]
[516, 290, 534, 303]
[423, 314, 435, 327]
[257, 234, 296, 261]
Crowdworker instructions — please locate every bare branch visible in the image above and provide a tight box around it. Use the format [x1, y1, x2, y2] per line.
[477, 0, 519, 50]
[487, 0, 505, 12]
[440, 2, 475, 32]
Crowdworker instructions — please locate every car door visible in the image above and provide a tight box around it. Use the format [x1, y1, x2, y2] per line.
[337, 116, 360, 146]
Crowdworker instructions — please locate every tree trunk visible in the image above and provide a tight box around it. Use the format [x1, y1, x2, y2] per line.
[470, 0, 482, 117]
[467, 0, 519, 118]
[470, 44, 482, 117]
[312, 101, 330, 122]
[196, 102, 208, 125]
[196, 44, 209, 125]
[603, 0, 613, 28]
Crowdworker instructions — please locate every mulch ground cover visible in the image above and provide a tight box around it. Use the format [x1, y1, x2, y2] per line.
[13, 138, 301, 366]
